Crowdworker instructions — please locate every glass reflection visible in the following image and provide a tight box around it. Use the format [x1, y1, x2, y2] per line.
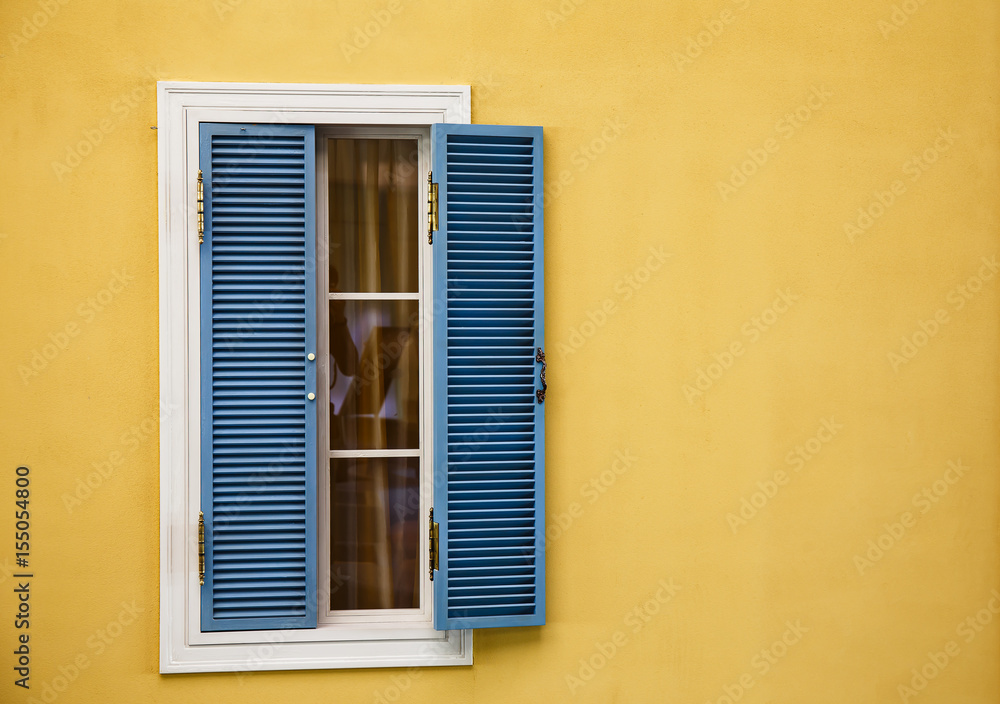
[328, 138, 419, 293]
[329, 300, 419, 450]
[330, 457, 420, 610]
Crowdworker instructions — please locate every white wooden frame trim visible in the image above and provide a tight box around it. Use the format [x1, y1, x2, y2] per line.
[157, 81, 471, 674]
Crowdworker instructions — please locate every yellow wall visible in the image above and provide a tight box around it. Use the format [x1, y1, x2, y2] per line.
[2, 0, 999, 701]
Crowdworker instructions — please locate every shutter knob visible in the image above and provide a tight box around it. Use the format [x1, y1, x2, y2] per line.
[307, 353, 315, 361]
[307, 393, 316, 401]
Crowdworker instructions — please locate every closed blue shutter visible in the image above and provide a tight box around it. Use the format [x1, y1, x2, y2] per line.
[432, 124, 545, 630]
[199, 123, 317, 632]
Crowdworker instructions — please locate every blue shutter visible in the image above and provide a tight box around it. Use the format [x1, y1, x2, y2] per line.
[432, 124, 545, 630]
[199, 123, 317, 632]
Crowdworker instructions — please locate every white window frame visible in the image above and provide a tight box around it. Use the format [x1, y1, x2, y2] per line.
[157, 81, 471, 674]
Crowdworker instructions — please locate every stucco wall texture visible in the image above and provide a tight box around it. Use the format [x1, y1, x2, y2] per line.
[2, 0, 999, 702]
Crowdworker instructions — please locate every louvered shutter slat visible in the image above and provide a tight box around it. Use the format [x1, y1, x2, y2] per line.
[200, 123, 317, 632]
[432, 124, 545, 630]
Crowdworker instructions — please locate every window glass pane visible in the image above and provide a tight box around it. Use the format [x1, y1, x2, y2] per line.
[328, 138, 419, 293]
[330, 457, 420, 610]
[329, 300, 419, 450]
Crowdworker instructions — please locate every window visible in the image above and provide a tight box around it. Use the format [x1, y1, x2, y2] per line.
[320, 131, 425, 619]
[158, 83, 545, 672]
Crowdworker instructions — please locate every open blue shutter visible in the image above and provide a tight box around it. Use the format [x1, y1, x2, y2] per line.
[432, 124, 545, 630]
[199, 123, 317, 632]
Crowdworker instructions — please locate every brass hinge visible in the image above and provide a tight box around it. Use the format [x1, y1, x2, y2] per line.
[428, 508, 439, 580]
[197, 169, 205, 245]
[427, 171, 438, 245]
[198, 511, 206, 585]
